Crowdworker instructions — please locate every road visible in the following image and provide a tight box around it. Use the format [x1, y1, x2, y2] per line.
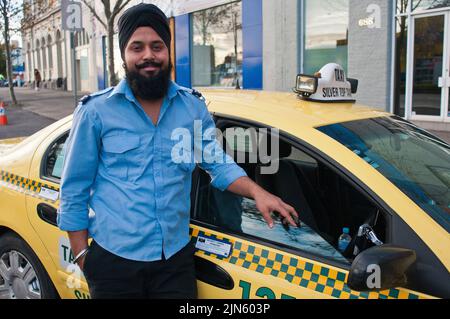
[0, 87, 88, 139]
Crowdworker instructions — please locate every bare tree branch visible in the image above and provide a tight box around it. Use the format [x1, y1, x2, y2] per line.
[102, 0, 112, 20]
[112, 0, 123, 16]
[412, 0, 423, 11]
[116, 0, 133, 17]
[81, 0, 107, 29]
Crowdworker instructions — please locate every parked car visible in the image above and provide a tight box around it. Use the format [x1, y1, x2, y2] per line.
[0, 65, 449, 299]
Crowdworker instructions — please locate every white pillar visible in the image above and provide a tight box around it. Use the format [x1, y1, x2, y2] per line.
[263, 0, 300, 92]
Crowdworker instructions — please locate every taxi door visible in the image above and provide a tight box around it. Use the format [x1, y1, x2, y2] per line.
[189, 176, 435, 300]
[25, 123, 90, 299]
[189, 118, 436, 300]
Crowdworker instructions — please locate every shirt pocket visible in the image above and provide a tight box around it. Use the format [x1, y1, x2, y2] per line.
[101, 133, 141, 181]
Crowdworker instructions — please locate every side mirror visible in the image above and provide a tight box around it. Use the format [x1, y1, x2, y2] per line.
[347, 245, 416, 292]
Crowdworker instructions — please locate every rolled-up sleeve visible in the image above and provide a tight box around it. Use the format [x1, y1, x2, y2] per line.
[196, 105, 247, 191]
[57, 103, 101, 231]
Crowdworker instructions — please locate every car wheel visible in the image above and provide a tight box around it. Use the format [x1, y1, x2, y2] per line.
[0, 233, 58, 299]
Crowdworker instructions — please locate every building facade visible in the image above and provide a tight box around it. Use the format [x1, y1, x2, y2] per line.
[174, 0, 450, 131]
[22, 0, 110, 92]
[22, 0, 450, 130]
[22, 0, 67, 90]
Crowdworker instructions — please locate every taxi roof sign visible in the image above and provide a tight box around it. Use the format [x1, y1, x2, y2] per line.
[294, 63, 358, 103]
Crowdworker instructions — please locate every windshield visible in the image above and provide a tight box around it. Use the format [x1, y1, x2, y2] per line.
[318, 116, 450, 232]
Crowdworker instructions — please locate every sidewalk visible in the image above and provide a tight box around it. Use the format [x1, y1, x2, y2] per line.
[0, 87, 89, 139]
[432, 130, 450, 144]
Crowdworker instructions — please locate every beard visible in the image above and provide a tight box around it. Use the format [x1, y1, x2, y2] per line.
[125, 60, 172, 101]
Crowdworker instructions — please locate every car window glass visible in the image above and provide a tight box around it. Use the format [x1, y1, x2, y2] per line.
[44, 134, 68, 180]
[319, 116, 450, 232]
[225, 126, 257, 153]
[194, 125, 390, 265]
[285, 147, 316, 163]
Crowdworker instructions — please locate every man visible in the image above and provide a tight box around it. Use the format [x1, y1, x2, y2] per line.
[34, 69, 41, 91]
[58, 3, 298, 299]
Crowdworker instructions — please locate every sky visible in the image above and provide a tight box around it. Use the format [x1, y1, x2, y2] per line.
[5, 0, 24, 47]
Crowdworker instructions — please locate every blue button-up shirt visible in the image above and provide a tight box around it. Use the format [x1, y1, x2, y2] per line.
[57, 79, 247, 261]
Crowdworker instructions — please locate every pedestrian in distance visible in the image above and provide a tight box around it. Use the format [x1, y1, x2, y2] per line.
[34, 69, 41, 91]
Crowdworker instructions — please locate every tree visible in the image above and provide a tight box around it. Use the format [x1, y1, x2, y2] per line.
[0, 0, 22, 106]
[81, 0, 132, 86]
[0, 44, 6, 76]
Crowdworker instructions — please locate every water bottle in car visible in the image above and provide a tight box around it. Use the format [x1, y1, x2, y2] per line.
[338, 227, 352, 253]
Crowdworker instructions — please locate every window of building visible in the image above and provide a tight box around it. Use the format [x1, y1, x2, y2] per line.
[74, 30, 90, 48]
[396, 1, 450, 15]
[394, 0, 450, 119]
[191, 1, 243, 88]
[394, 16, 408, 117]
[100, 34, 124, 87]
[412, 0, 450, 12]
[303, 0, 349, 75]
[397, 0, 410, 14]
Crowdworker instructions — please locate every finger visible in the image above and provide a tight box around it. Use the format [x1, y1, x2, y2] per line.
[282, 202, 299, 219]
[279, 202, 301, 227]
[286, 205, 301, 226]
[260, 210, 274, 229]
[277, 206, 296, 227]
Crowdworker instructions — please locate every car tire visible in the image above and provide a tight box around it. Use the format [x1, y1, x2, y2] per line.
[0, 233, 59, 299]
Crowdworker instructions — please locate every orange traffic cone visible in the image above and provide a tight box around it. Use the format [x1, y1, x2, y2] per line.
[0, 102, 8, 126]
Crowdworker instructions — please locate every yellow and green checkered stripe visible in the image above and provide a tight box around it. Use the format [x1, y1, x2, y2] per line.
[0, 170, 59, 203]
[190, 226, 425, 299]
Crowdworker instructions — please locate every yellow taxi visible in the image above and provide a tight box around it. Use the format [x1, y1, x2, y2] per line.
[0, 64, 449, 299]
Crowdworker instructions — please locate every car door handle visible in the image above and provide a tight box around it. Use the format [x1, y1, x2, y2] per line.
[194, 256, 234, 290]
[37, 203, 58, 227]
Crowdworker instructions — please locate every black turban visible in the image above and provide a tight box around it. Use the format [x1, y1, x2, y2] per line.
[118, 4, 171, 59]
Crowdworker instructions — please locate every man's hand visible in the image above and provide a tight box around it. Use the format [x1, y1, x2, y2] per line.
[68, 230, 89, 271]
[228, 177, 300, 229]
[253, 188, 299, 229]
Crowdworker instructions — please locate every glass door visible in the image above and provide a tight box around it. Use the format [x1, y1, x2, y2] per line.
[445, 12, 450, 122]
[409, 12, 449, 121]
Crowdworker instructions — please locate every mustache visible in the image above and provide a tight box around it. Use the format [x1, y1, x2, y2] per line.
[135, 60, 163, 70]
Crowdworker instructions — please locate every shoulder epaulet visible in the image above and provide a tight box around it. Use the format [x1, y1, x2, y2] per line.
[79, 95, 91, 105]
[178, 86, 205, 100]
[79, 87, 114, 105]
[191, 89, 205, 101]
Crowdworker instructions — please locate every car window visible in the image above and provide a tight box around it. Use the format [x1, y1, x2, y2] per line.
[194, 123, 388, 265]
[318, 116, 450, 232]
[225, 126, 257, 154]
[43, 133, 68, 180]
